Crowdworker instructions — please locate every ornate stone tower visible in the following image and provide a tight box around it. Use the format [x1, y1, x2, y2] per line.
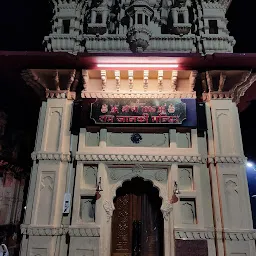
[44, 0, 235, 53]
[44, 0, 87, 52]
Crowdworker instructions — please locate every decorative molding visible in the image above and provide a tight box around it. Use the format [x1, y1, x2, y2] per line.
[68, 227, 100, 237]
[46, 90, 76, 100]
[75, 153, 247, 165]
[202, 91, 233, 101]
[75, 153, 206, 164]
[103, 201, 114, 222]
[31, 151, 71, 162]
[208, 155, 246, 164]
[232, 73, 256, 104]
[20, 225, 100, 237]
[174, 228, 256, 241]
[175, 229, 215, 240]
[81, 92, 196, 99]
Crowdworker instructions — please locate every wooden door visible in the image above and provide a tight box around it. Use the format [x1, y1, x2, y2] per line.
[111, 179, 164, 256]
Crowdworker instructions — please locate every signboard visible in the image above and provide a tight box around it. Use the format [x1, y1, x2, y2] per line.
[90, 98, 195, 125]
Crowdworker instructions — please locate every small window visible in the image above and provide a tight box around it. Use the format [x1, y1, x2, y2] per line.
[96, 13, 102, 23]
[209, 20, 218, 34]
[145, 15, 148, 25]
[62, 20, 70, 34]
[138, 14, 143, 24]
[178, 13, 184, 23]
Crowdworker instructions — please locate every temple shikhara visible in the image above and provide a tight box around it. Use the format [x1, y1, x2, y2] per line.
[1, 0, 254, 255]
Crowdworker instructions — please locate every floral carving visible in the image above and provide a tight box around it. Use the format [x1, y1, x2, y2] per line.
[103, 201, 114, 222]
[155, 170, 167, 181]
[160, 201, 173, 221]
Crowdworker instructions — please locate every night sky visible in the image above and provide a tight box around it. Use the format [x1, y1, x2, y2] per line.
[0, 0, 256, 156]
[1, 0, 256, 217]
[1, 0, 256, 157]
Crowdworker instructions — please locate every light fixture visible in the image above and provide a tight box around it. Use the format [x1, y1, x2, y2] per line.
[247, 162, 253, 168]
[96, 64, 179, 69]
[96, 177, 103, 192]
[173, 181, 181, 195]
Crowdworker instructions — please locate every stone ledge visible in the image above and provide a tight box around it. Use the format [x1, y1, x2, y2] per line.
[31, 152, 71, 162]
[20, 225, 100, 237]
[175, 228, 256, 241]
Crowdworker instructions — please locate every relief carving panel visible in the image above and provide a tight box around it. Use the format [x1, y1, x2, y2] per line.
[180, 199, 196, 224]
[83, 166, 97, 188]
[224, 174, 242, 228]
[179, 167, 193, 190]
[45, 107, 62, 151]
[36, 173, 54, 225]
[216, 110, 234, 154]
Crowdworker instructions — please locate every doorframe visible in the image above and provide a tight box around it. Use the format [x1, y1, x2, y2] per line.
[100, 165, 174, 256]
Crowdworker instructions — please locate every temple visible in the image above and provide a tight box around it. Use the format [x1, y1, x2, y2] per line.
[10, 0, 256, 256]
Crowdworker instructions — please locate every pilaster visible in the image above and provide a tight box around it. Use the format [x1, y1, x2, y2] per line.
[207, 99, 255, 255]
[20, 97, 73, 256]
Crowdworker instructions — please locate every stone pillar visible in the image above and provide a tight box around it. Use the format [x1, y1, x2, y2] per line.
[184, 9, 189, 23]
[20, 96, 73, 256]
[206, 99, 255, 255]
[99, 129, 107, 147]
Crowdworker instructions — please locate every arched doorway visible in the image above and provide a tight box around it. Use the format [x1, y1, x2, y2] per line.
[111, 177, 164, 256]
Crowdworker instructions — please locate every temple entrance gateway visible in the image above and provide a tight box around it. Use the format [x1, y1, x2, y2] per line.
[111, 178, 164, 256]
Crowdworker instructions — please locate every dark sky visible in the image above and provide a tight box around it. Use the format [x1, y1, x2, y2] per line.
[0, 0, 256, 161]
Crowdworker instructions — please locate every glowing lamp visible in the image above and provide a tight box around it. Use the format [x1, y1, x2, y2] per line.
[96, 64, 179, 69]
[247, 162, 253, 168]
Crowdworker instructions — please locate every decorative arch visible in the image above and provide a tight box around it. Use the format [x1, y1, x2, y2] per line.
[104, 172, 172, 222]
[110, 177, 165, 256]
[109, 167, 168, 201]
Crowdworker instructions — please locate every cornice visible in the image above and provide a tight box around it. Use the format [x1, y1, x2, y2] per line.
[20, 224, 100, 237]
[175, 228, 256, 241]
[75, 153, 206, 164]
[81, 91, 196, 99]
[31, 151, 71, 162]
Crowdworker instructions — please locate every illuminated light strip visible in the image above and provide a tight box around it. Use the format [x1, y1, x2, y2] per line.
[97, 64, 179, 68]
